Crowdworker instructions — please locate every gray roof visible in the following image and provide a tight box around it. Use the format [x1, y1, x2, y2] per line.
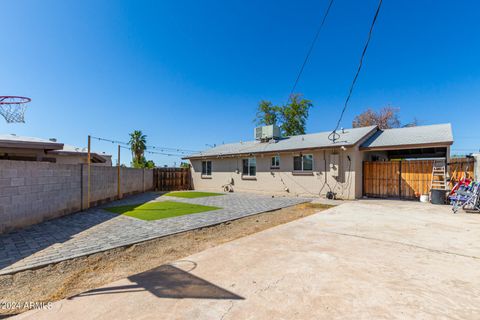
[0, 135, 111, 162]
[185, 126, 377, 159]
[48, 144, 112, 162]
[0, 134, 64, 150]
[360, 123, 453, 149]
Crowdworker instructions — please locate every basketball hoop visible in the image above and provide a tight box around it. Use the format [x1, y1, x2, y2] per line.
[0, 96, 31, 123]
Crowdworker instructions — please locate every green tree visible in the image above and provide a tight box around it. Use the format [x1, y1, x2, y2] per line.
[180, 162, 190, 168]
[145, 159, 156, 169]
[254, 100, 280, 126]
[279, 94, 313, 136]
[254, 94, 313, 137]
[131, 156, 155, 169]
[128, 130, 147, 166]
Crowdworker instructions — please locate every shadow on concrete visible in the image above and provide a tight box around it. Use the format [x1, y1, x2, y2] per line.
[70, 264, 244, 300]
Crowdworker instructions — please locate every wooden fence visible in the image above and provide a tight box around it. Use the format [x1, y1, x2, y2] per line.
[154, 167, 192, 191]
[449, 157, 475, 184]
[363, 158, 475, 199]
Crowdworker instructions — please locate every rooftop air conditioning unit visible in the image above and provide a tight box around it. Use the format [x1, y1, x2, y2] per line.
[254, 125, 281, 141]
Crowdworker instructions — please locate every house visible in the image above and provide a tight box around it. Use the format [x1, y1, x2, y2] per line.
[0, 134, 112, 165]
[184, 124, 454, 199]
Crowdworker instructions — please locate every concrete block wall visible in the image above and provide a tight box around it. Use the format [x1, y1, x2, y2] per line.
[0, 160, 155, 234]
[88, 165, 118, 203]
[0, 161, 82, 234]
[122, 168, 154, 195]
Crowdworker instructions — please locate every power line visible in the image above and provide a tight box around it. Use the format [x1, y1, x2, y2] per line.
[287, 0, 335, 103]
[90, 136, 129, 146]
[329, 0, 383, 142]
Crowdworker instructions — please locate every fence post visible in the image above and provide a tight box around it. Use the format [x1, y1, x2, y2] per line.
[87, 135, 91, 209]
[117, 145, 122, 199]
[80, 164, 84, 210]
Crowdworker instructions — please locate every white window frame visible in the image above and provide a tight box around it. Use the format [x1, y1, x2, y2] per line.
[242, 157, 256, 176]
[293, 154, 313, 171]
[271, 155, 280, 169]
[201, 160, 212, 176]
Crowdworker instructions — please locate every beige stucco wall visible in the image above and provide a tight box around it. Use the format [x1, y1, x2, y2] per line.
[190, 148, 361, 199]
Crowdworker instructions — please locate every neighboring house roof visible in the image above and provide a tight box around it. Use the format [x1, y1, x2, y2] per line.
[360, 123, 453, 150]
[185, 126, 377, 159]
[0, 134, 64, 150]
[47, 144, 111, 163]
[0, 135, 111, 163]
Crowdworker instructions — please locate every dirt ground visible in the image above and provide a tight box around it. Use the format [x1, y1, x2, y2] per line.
[14, 200, 480, 320]
[0, 203, 330, 317]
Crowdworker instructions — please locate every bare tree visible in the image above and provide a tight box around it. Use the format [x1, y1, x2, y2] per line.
[352, 106, 402, 129]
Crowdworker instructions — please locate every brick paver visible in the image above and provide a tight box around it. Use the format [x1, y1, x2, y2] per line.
[0, 192, 310, 275]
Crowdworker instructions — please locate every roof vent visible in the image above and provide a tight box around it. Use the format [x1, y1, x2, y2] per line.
[49, 138, 57, 142]
[255, 125, 281, 142]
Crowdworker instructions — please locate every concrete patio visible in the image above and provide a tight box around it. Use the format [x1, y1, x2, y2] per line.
[16, 200, 480, 320]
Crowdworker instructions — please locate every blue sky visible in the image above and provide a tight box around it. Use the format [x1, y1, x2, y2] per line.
[1, 0, 479, 165]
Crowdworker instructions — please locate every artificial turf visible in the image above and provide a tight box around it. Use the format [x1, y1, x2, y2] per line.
[104, 201, 221, 221]
[164, 191, 224, 198]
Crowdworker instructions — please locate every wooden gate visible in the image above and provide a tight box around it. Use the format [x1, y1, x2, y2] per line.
[363, 158, 475, 199]
[154, 167, 192, 191]
[364, 160, 434, 199]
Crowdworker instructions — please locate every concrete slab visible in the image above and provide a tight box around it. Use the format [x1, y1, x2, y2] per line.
[15, 200, 480, 319]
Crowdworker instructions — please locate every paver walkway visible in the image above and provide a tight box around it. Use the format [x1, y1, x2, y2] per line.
[0, 192, 309, 275]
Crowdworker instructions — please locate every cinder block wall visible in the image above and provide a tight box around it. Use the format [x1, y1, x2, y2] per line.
[89, 166, 118, 203]
[0, 160, 155, 234]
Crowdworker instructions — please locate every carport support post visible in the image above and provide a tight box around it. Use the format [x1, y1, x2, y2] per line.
[473, 153, 480, 181]
[398, 161, 402, 199]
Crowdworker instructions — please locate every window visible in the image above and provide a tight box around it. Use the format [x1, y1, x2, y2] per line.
[201, 160, 212, 176]
[293, 154, 313, 171]
[271, 156, 280, 169]
[242, 157, 256, 176]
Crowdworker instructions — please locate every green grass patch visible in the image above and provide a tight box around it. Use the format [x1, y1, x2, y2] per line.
[104, 201, 221, 221]
[304, 203, 336, 209]
[164, 191, 224, 198]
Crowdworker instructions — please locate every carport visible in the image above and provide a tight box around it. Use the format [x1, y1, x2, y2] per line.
[360, 124, 454, 199]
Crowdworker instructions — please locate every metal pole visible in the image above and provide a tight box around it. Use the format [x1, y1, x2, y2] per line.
[87, 135, 91, 209]
[117, 145, 122, 199]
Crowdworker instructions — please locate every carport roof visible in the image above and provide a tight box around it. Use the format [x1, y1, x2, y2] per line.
[360, 123, 453, 150]
[185, 125, 377, 159]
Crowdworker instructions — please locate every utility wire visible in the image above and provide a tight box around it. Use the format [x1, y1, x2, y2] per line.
[90, 135, 199, 154]
[287, 0, 335, 103]
[119, 145, 186, 157]
[329, 0, 383, 142]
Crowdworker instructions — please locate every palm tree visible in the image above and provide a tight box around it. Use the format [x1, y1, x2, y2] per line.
[128, 130, 147, 164]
